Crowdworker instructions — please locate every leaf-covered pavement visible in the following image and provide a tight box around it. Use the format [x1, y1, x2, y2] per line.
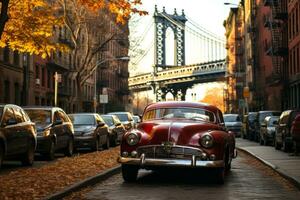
[0, 147, 120, 200]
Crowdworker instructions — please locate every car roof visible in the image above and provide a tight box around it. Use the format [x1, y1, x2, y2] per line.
[144, 101, 221, 113]
[0, 104, 22, 109]
[22, 106, 62, 111]
[258, 110, 281, 113]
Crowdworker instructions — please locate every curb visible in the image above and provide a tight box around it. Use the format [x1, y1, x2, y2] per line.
[44, 165, 121, 200]
[237, 147, 300, 190]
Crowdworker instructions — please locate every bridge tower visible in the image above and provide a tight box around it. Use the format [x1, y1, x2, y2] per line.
[154, 5, 187, 71]
[152, 6, 188, 102]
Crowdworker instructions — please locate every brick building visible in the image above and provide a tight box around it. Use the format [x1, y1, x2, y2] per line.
[288, 0, 300, 109]
[224, 6, 246, 114]
[0, 11, 130, 113]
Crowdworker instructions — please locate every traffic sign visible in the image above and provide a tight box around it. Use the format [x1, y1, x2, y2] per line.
[99, 94, 108, 103]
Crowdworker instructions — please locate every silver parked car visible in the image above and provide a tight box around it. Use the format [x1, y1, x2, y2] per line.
[223, 114, 242, 137]
[260, 116, 279, 146]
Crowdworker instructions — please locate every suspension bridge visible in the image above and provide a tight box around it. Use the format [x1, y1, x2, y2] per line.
[129, 6, 227, 101]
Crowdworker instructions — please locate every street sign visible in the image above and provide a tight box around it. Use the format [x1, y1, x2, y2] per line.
[99, 94, 108, 103]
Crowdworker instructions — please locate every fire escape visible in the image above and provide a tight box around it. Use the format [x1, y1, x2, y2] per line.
[263, 0, 288, 85]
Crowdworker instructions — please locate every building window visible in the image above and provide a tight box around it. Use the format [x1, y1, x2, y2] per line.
[3, 47, 9, 63]
[4, 80, 10, 103]
[14, 83, 20, 105]
[47, 69, 51, 88]
[13, 51, 19, 66]
[42, 67, 45, 87]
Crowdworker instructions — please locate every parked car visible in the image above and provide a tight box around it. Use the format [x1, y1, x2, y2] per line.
[132, 115, 141, 128]
[223, 114, 242, 137]
[68, 113, 110, 151]
[23, 106, 74, 160]
[107, 112, 134, 131]
[241, 114, 248, 139]
[101, 114, 126, 146]
[0, 104, 37, 168]
[291, 114, 300, 153]
[259, 116, 279, 145]
[246, 112, 258, 141]
[274, 110, 300, 152]
[255, 111, 281, 142]
[118, 101, 237, 183]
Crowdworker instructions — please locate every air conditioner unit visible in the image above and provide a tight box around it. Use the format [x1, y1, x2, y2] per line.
[35, 78, 40, 85]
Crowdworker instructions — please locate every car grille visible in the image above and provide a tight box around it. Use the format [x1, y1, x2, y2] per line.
[137, 145, 203, 159]
[74, 131, 84, 136]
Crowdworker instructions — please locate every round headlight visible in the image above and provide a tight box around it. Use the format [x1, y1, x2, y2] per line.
[200, 134, 214, 148]
[126, 132, 140, 146]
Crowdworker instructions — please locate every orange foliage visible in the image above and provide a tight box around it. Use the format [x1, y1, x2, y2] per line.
[200, 87, 224, 113]
[78, 0, 148, 24]
[0, 0, 67, 58]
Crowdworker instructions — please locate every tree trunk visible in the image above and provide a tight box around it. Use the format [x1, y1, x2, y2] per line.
[0, 0, 10, 39]
[76, 74, 83, 112]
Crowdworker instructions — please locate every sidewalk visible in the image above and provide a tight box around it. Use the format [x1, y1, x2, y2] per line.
[236, 138, 300, 190]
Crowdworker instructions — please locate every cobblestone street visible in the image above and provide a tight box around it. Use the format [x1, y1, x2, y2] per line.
[84, 151, 300, 200]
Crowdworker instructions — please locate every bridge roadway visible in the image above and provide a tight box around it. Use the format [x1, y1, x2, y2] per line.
[129, 60, 226, 91]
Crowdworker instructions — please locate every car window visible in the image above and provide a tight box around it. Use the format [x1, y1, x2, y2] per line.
[259, 112, 281, 123]
[26, 110, 52, 125]
[102, 116, 114, 126]
[224, 115, 240, 122]
[53, 111, 63, 123]
[69, 114, 96, 125]
[268, 117, 279, 127]
[143, 107, 216, 123]
[14, 108, 25, 123]
[114, 114, 129, 122]
[2, 108, 15, 125]
[248, 113, 257, 121]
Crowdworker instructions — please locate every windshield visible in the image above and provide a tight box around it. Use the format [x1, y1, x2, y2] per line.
[224, 115, 240, 122]
[25, 110, 51, 125]
[259, 112, 281, 123]
[143, 107, 215, 123]
[101, 116, 114, 126]
[268, 117, 279, 127]
[113, 114, 129, 122]
[248, 113, 257, 121]
[69, 115, 95, 125]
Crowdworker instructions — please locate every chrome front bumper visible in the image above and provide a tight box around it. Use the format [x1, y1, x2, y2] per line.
[118, 154, 224, 168]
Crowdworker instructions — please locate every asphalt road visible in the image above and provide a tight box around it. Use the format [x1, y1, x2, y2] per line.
[84, 152, 300, 200]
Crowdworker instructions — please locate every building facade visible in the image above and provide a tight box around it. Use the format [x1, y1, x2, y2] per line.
[224, 6, 246, 114]
[288, 0, 300, 109]
[0, 11, 130, 113]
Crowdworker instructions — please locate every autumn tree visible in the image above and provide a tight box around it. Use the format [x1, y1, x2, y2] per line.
[0, 0, 67, 57]
[200, 87, 225, 113]
[54, 0, 147, 111]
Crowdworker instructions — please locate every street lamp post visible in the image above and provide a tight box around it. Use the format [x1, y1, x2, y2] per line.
[92, 56, 130, 113]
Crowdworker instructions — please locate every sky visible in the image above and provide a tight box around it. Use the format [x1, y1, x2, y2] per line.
[129, 0, 239, 102]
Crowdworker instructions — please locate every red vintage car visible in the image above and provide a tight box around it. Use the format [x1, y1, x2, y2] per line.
[118, 101, 237, 183]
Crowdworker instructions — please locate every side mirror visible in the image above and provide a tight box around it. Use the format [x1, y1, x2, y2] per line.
[97, 122, 105, 127]
[53, 119, 63, 126]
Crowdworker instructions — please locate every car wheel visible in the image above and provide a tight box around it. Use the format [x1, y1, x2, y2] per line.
[283, 140, 291, 152]
[214, 168, 225, 184]
[110, 133, 118, 147]
[21, 140, 35, 166]
[45, 140, 56, 161]
[92, 137, 99, 151]
[64, 137, 74, 157]
[274, 139, 282, 150]
[103, 135, 110, 150]
[0, 143, 4, 169]
[122, 164, 138, 182]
